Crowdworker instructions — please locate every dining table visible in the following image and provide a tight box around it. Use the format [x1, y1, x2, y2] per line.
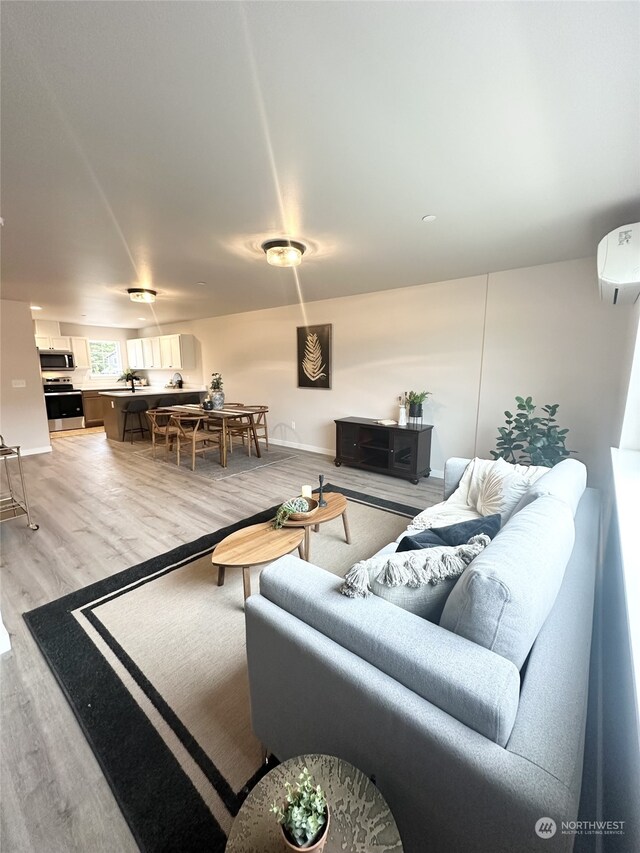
[163, 404, 264, 467]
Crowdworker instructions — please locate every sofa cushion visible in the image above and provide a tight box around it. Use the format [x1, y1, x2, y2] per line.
[439, 495, 575, 669]
[396, 514, 501, 552]
[343, 534, 491, 622]
[512, 458, 587, 517]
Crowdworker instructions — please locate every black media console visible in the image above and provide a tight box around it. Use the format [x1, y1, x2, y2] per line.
[334, 417, 433, 484]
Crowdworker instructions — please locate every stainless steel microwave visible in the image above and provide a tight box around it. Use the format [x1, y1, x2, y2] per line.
[39, 350, 75, 371]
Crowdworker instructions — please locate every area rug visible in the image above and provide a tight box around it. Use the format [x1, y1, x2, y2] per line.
[24, 486, 422, 853]
[133, 443, 299, 481]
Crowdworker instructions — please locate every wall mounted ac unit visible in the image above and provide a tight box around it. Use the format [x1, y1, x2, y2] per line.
[597, 222, 640, 305]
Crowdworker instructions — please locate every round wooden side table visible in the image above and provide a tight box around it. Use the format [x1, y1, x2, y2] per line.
[226, 753, 403, 852]
[282, 492, 351, 561]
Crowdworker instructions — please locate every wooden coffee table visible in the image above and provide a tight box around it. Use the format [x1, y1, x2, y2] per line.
[211, 521, 305, 601]
[282, 491, 351, 561]
[226, 753, 403, 852]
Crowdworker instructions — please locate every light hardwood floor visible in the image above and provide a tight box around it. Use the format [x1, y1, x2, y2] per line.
[0, 434, 442, 852]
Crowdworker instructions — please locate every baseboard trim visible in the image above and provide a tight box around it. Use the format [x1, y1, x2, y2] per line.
[20, 445, 52, 457]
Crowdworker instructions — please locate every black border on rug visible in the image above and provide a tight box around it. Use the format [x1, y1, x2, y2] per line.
[23, 485, 421, 853]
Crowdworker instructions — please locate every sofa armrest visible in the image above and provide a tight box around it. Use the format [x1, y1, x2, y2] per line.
[256, 557, 521, 746]
[444, 457, 471, 499]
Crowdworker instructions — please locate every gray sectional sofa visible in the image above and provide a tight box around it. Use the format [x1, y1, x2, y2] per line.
[245, 458, 600, 852]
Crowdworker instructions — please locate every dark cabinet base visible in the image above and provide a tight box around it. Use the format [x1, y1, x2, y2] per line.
[334, 417, 433, 484]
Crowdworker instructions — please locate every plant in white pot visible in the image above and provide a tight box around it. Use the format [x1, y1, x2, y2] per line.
[270, 767, 329, 851]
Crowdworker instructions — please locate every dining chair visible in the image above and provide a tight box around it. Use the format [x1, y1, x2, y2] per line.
[146, 409, 180, 461]
[246, 406, 269, 450]
[225, 413, 255, 456]
[170, 414, 223, 471]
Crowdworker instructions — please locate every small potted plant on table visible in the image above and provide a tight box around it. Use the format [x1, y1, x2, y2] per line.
[270, 766, 329, 851]
[406, 389, 431, 420]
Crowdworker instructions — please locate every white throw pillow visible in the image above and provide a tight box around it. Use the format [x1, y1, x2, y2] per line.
[476, 458, 530, 521]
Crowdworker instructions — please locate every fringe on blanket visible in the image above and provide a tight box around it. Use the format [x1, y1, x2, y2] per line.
[340, 533, 490, 598]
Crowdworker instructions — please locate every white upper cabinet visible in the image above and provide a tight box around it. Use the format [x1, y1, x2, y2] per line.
[159, 334, 194, 369]
[126, 338, 144, 370]
[126, 334, 194, 370]
[33, 321, 72, 351]
[142, 336, 162, 369]
[70, 336, 91, 368]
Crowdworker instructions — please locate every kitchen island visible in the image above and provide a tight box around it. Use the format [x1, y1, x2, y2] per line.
[99, 388, 204, 442]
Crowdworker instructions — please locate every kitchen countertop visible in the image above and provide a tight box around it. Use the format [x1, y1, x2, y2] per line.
[98, 387, 204, 398]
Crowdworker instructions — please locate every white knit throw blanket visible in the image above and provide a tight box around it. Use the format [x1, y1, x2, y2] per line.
[340, 533, 490, 598]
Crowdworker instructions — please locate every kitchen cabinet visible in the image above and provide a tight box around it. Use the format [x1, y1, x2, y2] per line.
[141, 336, 161, 369]
[334, 417, 433, 484]
[125, 334, 195, 370]
[160, 335, 181, 369]
[126, 338, 144, 370]
[35, 335, 71, 350]
[34, 321, 71, 350]
[159, 334, 194, 369]
[82, 391, 106, 426]
[70, 336, 91, 368]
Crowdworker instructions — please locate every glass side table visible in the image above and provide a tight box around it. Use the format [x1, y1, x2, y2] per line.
[226, 753, 403, 852]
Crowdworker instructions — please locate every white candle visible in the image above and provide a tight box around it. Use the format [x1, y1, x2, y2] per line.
[301, 485, 312, 499]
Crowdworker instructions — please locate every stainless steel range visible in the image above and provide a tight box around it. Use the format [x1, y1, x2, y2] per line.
[43, 377, 85, 431]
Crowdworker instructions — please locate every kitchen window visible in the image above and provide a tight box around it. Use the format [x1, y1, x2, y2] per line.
[89, 340, 123, 377]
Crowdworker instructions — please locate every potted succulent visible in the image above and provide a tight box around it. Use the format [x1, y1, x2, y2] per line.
[272, 497, 316, 529]
[209, 372, 225, 409]
[406, 389, 431, 419]
[270, 767, 329, 851]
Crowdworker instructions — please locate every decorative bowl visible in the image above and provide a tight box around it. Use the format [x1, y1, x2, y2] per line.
[288, 498, 319, 520]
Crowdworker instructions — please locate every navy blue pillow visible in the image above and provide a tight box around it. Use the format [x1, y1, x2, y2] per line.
[396, 514, 501, 552]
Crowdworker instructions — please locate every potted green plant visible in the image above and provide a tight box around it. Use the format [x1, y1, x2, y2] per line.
[406, 390, 431, 419]
[270, 767, 329, 851]
[491, 396, 576, 467]
[119, 370, 139, 393]
[209, 372, 225, 409]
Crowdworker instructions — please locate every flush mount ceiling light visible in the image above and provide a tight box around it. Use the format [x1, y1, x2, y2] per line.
[127, 288, 157, 303]
[261, 239, 306, 268]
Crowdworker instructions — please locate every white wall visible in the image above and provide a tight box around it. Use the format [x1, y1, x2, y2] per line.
[0, 301, 51, 454]
[142, 257, 637, 487]
[476, 257, 635, 487]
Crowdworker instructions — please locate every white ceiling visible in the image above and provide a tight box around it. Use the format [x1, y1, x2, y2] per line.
[1, 1, 639, 329]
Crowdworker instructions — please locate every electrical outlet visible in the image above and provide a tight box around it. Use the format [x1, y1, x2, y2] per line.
[11, 379, 26, 388]
[291, 421, 295, 430]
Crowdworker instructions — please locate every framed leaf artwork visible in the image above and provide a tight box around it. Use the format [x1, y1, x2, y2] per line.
[297, 324, 332, 389]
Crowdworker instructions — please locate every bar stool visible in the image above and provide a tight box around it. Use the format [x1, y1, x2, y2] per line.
[122, 399, 150, 443]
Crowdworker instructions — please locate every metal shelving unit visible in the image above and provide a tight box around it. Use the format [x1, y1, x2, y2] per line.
[0, 435, 39, 530]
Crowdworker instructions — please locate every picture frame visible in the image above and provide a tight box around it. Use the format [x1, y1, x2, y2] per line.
[297, 324, 332, 389]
